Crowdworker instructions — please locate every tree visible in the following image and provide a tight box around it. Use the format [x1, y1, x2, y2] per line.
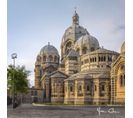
[7, 65, 30, 95]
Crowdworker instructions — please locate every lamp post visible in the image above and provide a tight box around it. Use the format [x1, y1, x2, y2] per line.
[11, 53, 17, 108]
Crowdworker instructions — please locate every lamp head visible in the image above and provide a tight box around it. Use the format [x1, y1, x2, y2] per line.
[11, 53, 17, 59]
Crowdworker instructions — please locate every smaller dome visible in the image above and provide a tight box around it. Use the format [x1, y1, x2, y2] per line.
[90, 36, 99, 48]
[121, 41, 125, 53]
[40, 42, 59, 56]
[36, 43, 60, 68]
[74, 34, 100, 53]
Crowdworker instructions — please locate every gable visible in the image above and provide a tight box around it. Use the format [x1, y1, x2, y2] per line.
[50, 70, 68, 78]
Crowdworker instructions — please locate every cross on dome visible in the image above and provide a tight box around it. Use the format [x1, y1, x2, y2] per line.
[48, 42, 50, 45]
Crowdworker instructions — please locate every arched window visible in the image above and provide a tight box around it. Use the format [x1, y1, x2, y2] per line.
[95, 57, 96, 62]
[90, 47, 95, 51]
[123, 74, 125, 86]
[95, 85, 97, 91]
[54, 56, 57, 62]
[49, 55, 53, 62]
[90, 58, 92, 63]
[109, 85, 111, 92]
[77, 85, 83, 96]
[99, 56, 101, 62]
[70, 86, 73, 92]
[100, 84, 105, 96]
[82, 47, 87, 54]
[76, 48, 80, 55]
[120, 75, 125, 87]
[65, 41, 72, 55]
[57, 57, 59, 63]
[120, 75, 123, 86]
[34, 91, 38, 96]
[121, 65, 125, 71]
[92, 58, 94, 62]
[79, 85, 82, 91]
[86, 85, 90, 91]
[101, 57, 103, 62]
[43, 56, 46, 62]
[108, 56, 110, 61]
[104, 56, 106, 61]
[108, 55, 112, 61]
[101, 85, 105, 91]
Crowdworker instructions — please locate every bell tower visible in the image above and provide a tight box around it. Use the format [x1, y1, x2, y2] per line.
[72, 10, 79, 25]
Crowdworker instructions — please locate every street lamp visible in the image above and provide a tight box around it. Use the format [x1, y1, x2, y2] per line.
[11, 53, 17, 108]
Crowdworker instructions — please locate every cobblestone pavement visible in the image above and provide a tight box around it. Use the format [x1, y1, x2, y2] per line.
[7, 104, 125, 118]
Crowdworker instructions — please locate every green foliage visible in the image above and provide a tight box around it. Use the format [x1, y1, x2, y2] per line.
[7, 65, 30, 94]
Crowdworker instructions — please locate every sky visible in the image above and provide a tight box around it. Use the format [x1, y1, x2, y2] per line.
[7, 0, 125, 86]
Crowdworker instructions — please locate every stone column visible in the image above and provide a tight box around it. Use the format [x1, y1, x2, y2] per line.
[93, 78, 99, 105]
[110, 76, 117, 105]
[64, 81, 68, 104]
[74, 80, 78, 104]
[45, 78, 50, 102]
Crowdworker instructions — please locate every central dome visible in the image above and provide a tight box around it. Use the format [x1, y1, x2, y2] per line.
[61, 11, 89, 46]
[60, 11, 102, 60]
[62, 25, 89, 44]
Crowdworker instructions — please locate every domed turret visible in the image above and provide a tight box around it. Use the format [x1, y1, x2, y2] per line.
[34, 43, 60, 89]
[36, 42, 60, 66]
[40, 42, 59, 56]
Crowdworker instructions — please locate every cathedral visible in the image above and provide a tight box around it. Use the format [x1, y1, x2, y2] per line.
[34, 11, 125, 105]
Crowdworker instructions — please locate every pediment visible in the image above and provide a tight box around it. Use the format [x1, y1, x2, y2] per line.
[50, 70, 68, 78]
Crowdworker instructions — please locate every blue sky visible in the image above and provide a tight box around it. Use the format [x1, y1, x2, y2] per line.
[7, 0, 125, 86]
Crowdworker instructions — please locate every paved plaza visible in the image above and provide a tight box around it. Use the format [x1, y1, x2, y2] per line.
[8, 104, 125, 118]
